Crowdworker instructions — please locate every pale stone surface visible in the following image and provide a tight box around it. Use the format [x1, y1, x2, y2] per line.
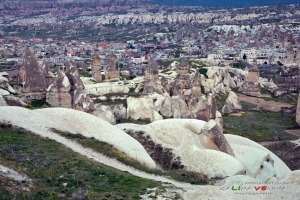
[116, 119, 244, 178]
[152, 110, 163, 121]
[6, 84, 16, 94]
[92, 104, 116, 124]
[224, 134, 291, 179]
[0, 164, 31, 183]
[231, 144, 275, 181]
[0, 95, 8, 106]
[0, 88, 10, 96]
[127, 97, 158, 121]
[4, 96, 28, 107]
[259, 77, 278, 92]
[0, 106, 156, 169]
[222, 91, 242, 115]
[0, 76, 8, 83]
[0, 72, 9, 82]
[116, 119, 290, 181]
[85, 82, 130, 95]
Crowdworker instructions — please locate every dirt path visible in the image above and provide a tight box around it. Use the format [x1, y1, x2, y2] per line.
[285, 129, 300, 137]
[237, 93, 293, 112]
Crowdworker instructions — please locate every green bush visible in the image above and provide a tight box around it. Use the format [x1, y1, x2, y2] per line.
[199, 68, 208, 78]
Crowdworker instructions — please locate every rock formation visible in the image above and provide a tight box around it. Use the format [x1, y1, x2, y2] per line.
[174, 58, 191, 89]
[143, 58, 164, 94]
[105, 53, 120, 81]
[41, 60, 55, 87]
[188, 93, 217, 121]
[0, 71, 27, 107]
[65, 61, 94, 112]
[239, 59, 261, 97]
[92, 104, 116, 124]
[21, 48, 47, 94]
[116, 118, 289, 181]
[144, 58, 159, 85]
[222, 91, 242, 115]
[46, 69, 72, 108]
[285, 46, 295, 64]
[191, 71, 201, 96]
[0, 94, 8, 106]
[127, 97, 162, 122]
[92, 55, 102, 82]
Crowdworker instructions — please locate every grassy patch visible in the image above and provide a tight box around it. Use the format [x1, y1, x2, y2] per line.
[27, 98, 49, 109]
[78, 69, 92, 77]
[120, 117, 151, 124]
[0, 125, 160, 200]
[199, 68, 208, 78]
[260, 87, 271, 95]
[223, 111, 299, 142]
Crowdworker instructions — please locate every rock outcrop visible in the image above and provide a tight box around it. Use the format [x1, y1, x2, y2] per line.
[188, 93, 217, 121]
[41, 60, 55, 87]
[92, 104, 116, 125]
[46, 69, 72, 108]
[127, 97, 162, 122]
[0, 95, 8, 106]
[21, 48, 47, 94]
[92, 55, 102, 82]
[239, 59, 261, 97]
[65, 61, 94, 112]
[116, 118, 289, 181]
[105, 53, 120, 81]
[222, 91, 242, 115]
[143, 58, 164, 94]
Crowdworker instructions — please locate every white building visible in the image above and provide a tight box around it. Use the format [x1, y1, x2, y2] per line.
[207, 54, 223, 60]
[240, 49, 258, 60]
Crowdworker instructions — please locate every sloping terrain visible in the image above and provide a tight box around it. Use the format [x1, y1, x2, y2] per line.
[1, 106, 300, 199]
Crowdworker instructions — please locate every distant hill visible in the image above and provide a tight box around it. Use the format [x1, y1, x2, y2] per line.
[0, 0, 298, 7]
[154, 0, 299, 7]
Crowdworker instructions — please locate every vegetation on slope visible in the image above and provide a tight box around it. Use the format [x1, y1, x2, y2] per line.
[0, 124, 161, 200]
[52, 128, 209, 185]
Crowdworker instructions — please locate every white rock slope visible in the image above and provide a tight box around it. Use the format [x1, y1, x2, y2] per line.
[0, 106, 156, 169]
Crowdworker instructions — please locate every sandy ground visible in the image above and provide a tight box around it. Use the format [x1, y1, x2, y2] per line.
[237, 93, 293, 112]
[285, 129, 300, 137]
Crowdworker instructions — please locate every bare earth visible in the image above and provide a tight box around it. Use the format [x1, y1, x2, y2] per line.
[237, 93, 293, 112]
